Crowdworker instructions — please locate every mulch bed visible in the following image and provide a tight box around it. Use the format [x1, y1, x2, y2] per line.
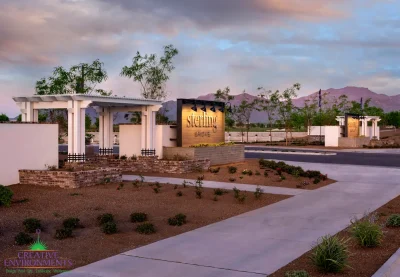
[270, 195, 400, 277]
[0, 182, 290, 277]
[127, 159, 335, 190]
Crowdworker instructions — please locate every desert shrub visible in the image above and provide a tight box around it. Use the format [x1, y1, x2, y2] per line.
[280, 175, 286, 181]
[97, 213, 114, 225]
[386, 214, 400, 227]
[153, 187, 160, 193]
[264, 170, 269, 177]
[229, 177, 236, 182]
[237, 193, 246, 204]
[284, 270, 310, 277]
[55, 228, 73, 240]
[242, 169, 253, 176]
[120, 155, 127, 160]
[101, 222, 117, 234]
[0, 185, 13, 207]
[313, 178, 320, 184]
[63, 218, 80, 229]
[69, 193, 82, 196]
[311, 235, 350, 273]
[132, 180, 140, 188]
[320, 174, 328, 181]
[209, 167, 220, 174]
[228, 166, 237, 174]
[136, 222, 156, 234]
[197, 175, 204, 181]
[168, 213, 187, 226]
[305, 170, 322, 179]
[15, 232, 33, 245]
[23, 218, 42, 233]
[350, 215, 383, 247]
[259, 159, 324, 179]
[296, 180, 310, 189]
[214, 188, 228, 196]
[255, 170, 261, 176]
[233, 187, 240, 199]
[117, 183, 124, 190]
[195, 190, 202, 199]
[176, 191, 183, 197]
[155, 182, 162, 188]
[130, 154, 138, 160]
[130, 212, 147, 223]
[254, 186, 263, 199]
[182, 180, 190, 188]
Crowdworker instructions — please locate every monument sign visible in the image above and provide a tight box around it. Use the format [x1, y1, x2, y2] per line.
[345, 113, 360, 138]
[176, 99, 225, 147]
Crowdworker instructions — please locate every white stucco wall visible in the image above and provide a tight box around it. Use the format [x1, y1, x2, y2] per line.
[119, 125, 142, 158]
[324, 126, 340, 147]
[225, 131, 308, 142]
[0, 124, 58, 186]
[119, 125, 177, 158]
[308, 126, 326, 136]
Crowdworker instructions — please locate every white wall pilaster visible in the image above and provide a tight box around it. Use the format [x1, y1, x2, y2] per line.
[67, 101, 74, 155]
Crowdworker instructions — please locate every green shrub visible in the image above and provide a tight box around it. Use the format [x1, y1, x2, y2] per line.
[237, 193, 246, 204]
[233, 187, 240, 199]
[153, 187, 160, 193]
[311, 235, 350, 273]
[313, 178, 321, 184]
[195, 190, 202, 199]
[228, 166, 237, 174]
[97, 213, 114, 225]
[386, 214, 400, 227]
[0, 185, 13, 207]
[15, 232, 34, 245]
[209, 167, 220, 174]
[168, 213, 187, 226]
[120, 155, 127, 160]
[229, 177, 236, 182]
[284, 270, 310, 277]
[101, 222, 117, 234]
[176, 191, 183, 197]
[264, 170, 269, 177]
[136, 222, 156, 234]
[242, 169, 253, 176]
[62, 218, 80, 229]
[280, 175, 286, 181]
[55, 228, 73, 240]
[23, 218, 42, 233]
[350, 216, 383, 247]
[214, 188, 228, 196]
[254, 187, 263, 199]
[255, 170, 261, 176]
[130, 212, 147, 223]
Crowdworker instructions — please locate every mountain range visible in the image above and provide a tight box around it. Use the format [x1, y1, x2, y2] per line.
[84, 86, 400, 124]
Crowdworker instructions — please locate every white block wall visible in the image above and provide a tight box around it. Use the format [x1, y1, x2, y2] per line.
[324, 126, 340, 147]
[0, 124, 58, 186]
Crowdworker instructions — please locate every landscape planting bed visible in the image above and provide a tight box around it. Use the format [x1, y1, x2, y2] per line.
[270, 195, 400, 277]
[127, 159, 335, 190]
[0, 182, 290, 275]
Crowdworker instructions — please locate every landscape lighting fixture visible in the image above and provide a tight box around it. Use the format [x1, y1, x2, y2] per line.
[201, 102, 207, 112]
[210, 103, 216, 112]
[191, 102, 197, 112]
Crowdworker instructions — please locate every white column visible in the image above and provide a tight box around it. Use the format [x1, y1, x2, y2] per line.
[108, 109, 114, 148]
[103, 107, 110, 149]
[67, 101, 74, 154]
[146, 110, 155, 150]
[80, 107, 86, 153]
[73, 100, 82, 154]
[98, 108, 105, 149]
[33, 109, 39, 122]
[141, 107, 147, 150]
[25, 102, 34, 122]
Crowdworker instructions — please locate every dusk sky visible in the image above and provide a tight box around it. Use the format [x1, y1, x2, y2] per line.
[1, 0, 400, 116]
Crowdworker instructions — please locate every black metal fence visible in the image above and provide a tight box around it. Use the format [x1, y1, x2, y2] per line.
[67, 153, 86, 163]
[99, 148, 114, 155]
[141, 149, 156, 156]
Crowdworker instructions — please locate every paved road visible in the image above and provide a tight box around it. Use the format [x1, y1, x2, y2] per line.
[246, 148, 400, 168]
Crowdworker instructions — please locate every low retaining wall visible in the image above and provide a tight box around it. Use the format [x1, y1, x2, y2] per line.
[89, 156, 210, 174]
[338, 137, 371, 148]
[19, 168, 122, 189]
[163, 144, 244, 165]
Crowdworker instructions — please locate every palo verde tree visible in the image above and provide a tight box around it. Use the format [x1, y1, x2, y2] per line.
[121, 44, 179, 100]
[214, 86, 235, 131]
[231, 92, 257, 142]
[35, 59, 111, 96]
[275, 83, 301, 145]
[256, 87, 279, 144]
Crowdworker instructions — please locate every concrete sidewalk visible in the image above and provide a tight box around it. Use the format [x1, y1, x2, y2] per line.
[60, 163, 400, 277]
[123, 175, 306, 196]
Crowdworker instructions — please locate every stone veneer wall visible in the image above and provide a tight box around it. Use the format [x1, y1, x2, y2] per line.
[163, 144, 244, 165]
[88, 156, 210, 174]
[19, 168, 122, 189]
[338, 137, 371, 148]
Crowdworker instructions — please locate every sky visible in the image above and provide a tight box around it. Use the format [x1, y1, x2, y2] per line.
[1, 0, 400, 116]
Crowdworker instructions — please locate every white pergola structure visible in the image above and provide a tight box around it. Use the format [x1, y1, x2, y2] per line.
[13, 94, 162, 161]
[336, 115, 381, 138]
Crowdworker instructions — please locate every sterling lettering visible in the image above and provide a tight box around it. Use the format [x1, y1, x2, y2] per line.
[187, 112, 217, 131]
